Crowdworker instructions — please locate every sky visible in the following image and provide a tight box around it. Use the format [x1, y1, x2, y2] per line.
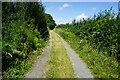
[42, 2, 119, 25]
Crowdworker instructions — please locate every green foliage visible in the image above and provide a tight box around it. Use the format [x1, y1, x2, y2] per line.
[3, 60, 32, 79]
[2, 2, 49, 78]
[55, 8, 119, 78]
[45, 13, 56, 30]
[46, 31, 74, 78]
[55, 29, 118, 78]
[56, 8, 119, 60]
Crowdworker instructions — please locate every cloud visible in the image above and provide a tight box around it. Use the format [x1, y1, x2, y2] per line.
[55, 18, 73, 25]
[76, 13, 88, 21]
[63, 4, 72, 7]
[91, 8, 97, 10]
[59, 3, 72, 10]
[55, 14, 88, 25]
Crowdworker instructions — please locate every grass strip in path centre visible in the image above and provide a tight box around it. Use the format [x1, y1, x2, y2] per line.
[46, 31, 75, 78]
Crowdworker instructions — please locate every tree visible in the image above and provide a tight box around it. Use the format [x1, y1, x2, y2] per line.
[45, 13, 56, 30]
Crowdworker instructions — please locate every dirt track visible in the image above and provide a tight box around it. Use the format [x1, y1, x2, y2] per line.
[24, 31, 94, 78]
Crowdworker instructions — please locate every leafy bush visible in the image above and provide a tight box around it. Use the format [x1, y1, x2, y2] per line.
[56, 8, 119, 60]
[55, 29, 118, 78]
[2, 2, 49, 78]
[55, 8, 119, 78]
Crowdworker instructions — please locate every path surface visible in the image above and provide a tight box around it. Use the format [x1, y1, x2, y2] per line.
[24, 39, 51, 78]
[46, 31, 75, 78]
[24, 31, 94, 78]
[57, 34, 94, 78]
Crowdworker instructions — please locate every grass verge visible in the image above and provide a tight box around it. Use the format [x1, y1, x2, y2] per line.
[55, 29, 118, 78]
[46, 31, 75, 78]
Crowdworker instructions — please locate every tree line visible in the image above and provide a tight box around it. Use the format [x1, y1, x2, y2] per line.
[2, 2, 56, 78]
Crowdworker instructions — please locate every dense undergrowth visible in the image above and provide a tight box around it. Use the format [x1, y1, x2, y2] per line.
[2, 2, 49, 78]
[55, 29, 118, 78]
[55, 8, 119, 78]
[56, 8, 119, 60]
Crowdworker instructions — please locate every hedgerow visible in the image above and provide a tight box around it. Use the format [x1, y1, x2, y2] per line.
[2, 2, 49, 78]
[55, 8, 119, 78]
[56, 8, 119, 61]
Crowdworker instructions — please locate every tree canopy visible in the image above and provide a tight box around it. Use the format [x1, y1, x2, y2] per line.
[45, 13, 56, 30]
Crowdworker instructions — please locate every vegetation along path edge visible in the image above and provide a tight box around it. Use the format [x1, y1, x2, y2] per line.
[57, 32, 94, 78]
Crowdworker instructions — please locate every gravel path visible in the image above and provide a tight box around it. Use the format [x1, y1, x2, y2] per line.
[57, 33, 94, 78]
[24, 37, 51, 78]
[24, 31, 93, 78]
